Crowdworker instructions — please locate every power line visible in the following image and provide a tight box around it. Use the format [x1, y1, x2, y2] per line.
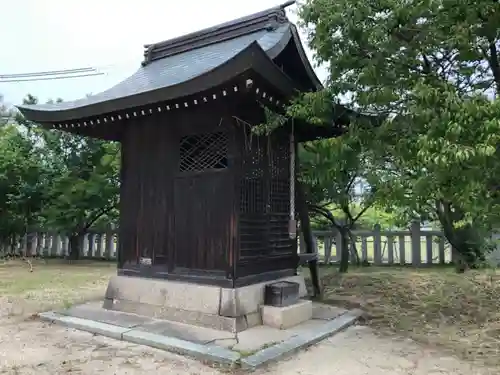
[0, 58, 139, 80]
[0, 58, 139, 85]
[0, 67, 97, 79]
[0, 72, 105, 83]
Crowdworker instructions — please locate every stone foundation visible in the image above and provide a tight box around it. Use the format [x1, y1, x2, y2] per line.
[103, 274, 307, 332]
[261, 299, 313, 329]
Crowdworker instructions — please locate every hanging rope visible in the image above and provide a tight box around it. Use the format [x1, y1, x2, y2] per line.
[289, 119, 296, 237]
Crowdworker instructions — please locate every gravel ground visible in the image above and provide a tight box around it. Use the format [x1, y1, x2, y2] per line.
[0, 263, 495, 374]
[0, 317, 495, 375]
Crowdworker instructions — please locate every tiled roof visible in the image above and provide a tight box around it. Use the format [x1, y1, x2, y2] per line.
[20, 25, 289, 113]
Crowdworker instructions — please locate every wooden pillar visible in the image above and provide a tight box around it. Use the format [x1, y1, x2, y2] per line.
[296, 180, 321, 297]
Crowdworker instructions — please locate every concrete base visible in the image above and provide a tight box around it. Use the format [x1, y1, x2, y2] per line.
[262, 300, 312, 329]
[39, 301, 362, 369]
[103, 274, 307, 333]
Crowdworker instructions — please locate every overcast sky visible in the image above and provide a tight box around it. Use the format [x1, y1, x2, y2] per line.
[0, 0, 327, 107]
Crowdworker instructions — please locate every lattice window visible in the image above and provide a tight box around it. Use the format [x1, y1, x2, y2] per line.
[242, 141, 266, 178]
[270, 179, 290, 213]
[270, 138, 290, 179]
[240, 136, 267, 213]
[269, 136, 290, 213]
[240, 178, 266, 214]
[179, 132, 228, 172]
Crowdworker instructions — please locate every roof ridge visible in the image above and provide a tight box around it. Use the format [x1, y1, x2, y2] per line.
[142, 1, 295, 66]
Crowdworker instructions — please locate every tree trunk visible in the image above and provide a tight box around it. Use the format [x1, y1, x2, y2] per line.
[25, 233, 34, 257]
[296, 181, 322, 297]
[339, 227, 350, 273]
[347, 230, 361, 266]
[435, 200, 484, 271]
[68, 233, 83, 260]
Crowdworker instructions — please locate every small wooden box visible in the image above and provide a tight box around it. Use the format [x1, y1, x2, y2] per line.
[264, 281, 300, 307]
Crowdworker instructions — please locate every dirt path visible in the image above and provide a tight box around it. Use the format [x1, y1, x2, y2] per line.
[0, 317, 494, 375]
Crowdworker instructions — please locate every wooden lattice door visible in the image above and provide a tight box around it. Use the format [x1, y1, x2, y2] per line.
[238, 133, 292, 260]
[173, 131, 232, 273]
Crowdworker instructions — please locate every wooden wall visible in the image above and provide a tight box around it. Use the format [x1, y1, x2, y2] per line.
[117, 95, 297, 286]
[118, 101, 238, 284]
[119, 110, 176, 275]
[232, 105, 298, 285]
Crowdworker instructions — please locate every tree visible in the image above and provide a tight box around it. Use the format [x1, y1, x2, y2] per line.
[0, 124, 49, 252]
[16, 95, 120, 259]
[41, 131, 120, 259]
[0, 95, 13, 127]
[297, 0, 500, 269]
[257, 96, 386, 273]
[0, 95, 52, 255]
[297, 124, 381, 272]
[0, 93, 120, 259]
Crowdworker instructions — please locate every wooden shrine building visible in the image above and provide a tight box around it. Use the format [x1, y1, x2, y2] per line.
[17, 2, 351, 289]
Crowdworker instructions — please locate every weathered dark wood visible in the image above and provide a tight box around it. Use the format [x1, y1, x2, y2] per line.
[296, 180, 321, 297]
[173, 171, 231, 272]
[117, 265, 296, 288]
[111, 91, 300, 286]
[264, 281, 300, 307]
[118, 99, 235, 282]
[232, 102, 298, 283]
[143, 2, 293, 65]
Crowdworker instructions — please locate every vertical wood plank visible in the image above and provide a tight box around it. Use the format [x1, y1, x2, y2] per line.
[398, 235, 406, 265]
[312, 235, 319, 258]
[373, 224, 382, 265]
[410, 221, 422, 266]
[387, 236, 394, 264]
[438, 236, 446, 265]
[82, 234, 89, 258]
[51, 234, 60, 257]
[350, 235, 357, 264]
[78, 235, 85, 258]
[44, 233, 52, 257]
[35, 233, 43, 257]
[105, 229, 114, 260]
[299, 233, 306, 254]
[45, 233, 50, 256]
[324, 235, 332, 264]
[88, 233, 96, 258]
[62, 236, 69, 257]
[334, 231, 342, 263]
[112, 232, 117, 259]
[43, 232, 56, 257]
[28, 233, 37, 257]
[21, 234, 28, 257]
[21, 227, 462, 266]
[361, 236, 368, 262]
[426, 235, 433, 265]
[96, 234, 104, 258]
[451, 247, 459, 265]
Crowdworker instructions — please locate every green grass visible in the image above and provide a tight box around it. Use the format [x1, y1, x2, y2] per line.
[3, 258, 498, 368]
[0, 260, 116, 317]
[315, 266, 500, 367]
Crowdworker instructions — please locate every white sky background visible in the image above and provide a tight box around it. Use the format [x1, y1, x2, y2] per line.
[0, 0, 327, 106]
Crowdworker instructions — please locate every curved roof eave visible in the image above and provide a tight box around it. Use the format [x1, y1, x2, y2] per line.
[16, 40, 297, 124]
[289, 25, 323, 91]
[17, 26, 294, 125]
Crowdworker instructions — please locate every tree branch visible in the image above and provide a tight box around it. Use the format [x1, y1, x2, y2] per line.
[352, 198, 376, 223]
[80, 201, 118, 233]
[421, 53, 433, 75]
[434, 199, 463, 252]
[344, 174, 357, 195]
[488, 40, 500, 94]
[309, 204, 342, 229]
[340, 203, 355, 226]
